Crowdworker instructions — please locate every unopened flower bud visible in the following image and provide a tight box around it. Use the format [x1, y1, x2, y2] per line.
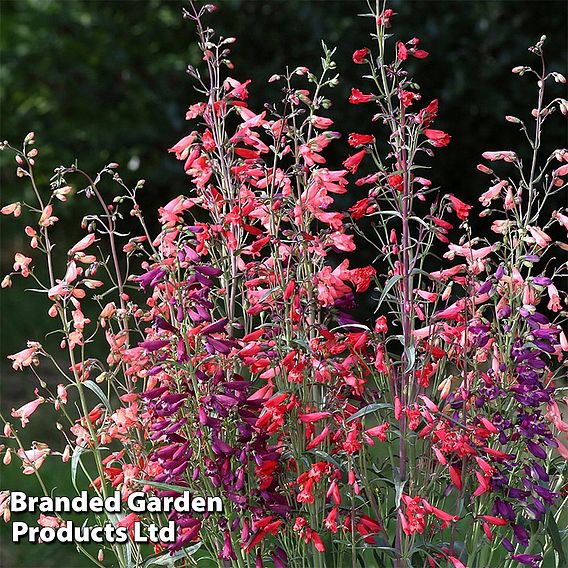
[53, 185, 72, 201]
[95, 372, 108, 383]
[62, 445, 71, 462]
[512, 65, 530, 75]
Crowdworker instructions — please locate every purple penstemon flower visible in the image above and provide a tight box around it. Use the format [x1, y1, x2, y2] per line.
[136, 265, 166, 288]
[511, 554, 543, 568]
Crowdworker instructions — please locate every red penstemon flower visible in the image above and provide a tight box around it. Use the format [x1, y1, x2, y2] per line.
[349, 88, 375, 104]
[352, 48, 369, 64]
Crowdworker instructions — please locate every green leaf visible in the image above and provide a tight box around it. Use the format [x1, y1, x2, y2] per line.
[404, 345, 416, 373]
[375, 274, 401, 312]
[347, 403, 393, 423]
[132, 478, 190, 494]
[409, 215, 432, 230]
[331, 323, 371, 333]
[309, 450, 343, 471]
[71, 445, 86, 491]
[546, 513, 566, 567]
[82, 380, 112, 412]
[143, 544, 202, 568]
[394, 468, 407, 508]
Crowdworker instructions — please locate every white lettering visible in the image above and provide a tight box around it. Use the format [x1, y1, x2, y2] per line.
[12, 522, 28, 541]
[127, 492, 146, 513]
[10, 492, 28, 513]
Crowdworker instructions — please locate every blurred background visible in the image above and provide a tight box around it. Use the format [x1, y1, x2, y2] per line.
[0, 1, 566, 566]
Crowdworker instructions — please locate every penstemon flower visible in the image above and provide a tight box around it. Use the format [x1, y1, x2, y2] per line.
[1, 2, 566, 568]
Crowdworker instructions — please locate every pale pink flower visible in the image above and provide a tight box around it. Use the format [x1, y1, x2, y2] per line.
[527, 226, 551, 248]
[72, 308, 90, 332]
[445, 244, 494, 261]
[314, 264, 352, 307]
[74, 252, 97, 264]
[479, 180, 507, 206]
[38, 204, 58, 227]
[560, 331, 568, 351]
[491, 219, 513, 234]
[1, 202, 21, 217]
[53, 185, 72, 201]
[17, 447, 49, 474]
[523, 283, 535, 306]
[63, 261, 80, 284]
[429, 264, 465, 281]
[62, 445, 71, 462]
[553, 164, 568, 177]
[328, 231, 356, 251]
[415, 289, 438, 302]
[168, 132, 197, 160]
[503, 186, 516, 210]
[7, 342, 40, 370]
[70, 424, 91, 447]
[69, 233, 96, 254]
[547, 284, 561, 312]
[546, 401, 568, 433]
[57, 384, 68, 404]
[555, 438, 568, 460]
[482, 150, 517, 162]
[553, 210, 568, 232]
[82, 279, 103, 289]
[11, 397, 44, 427]
[310, 116, 334, 129]
[48, 282, 70, 300]
[0, 491, 10, 522]
[508, 266, 525, 290]
[38, 514, 62, 528]
[13, 253, 32, 277]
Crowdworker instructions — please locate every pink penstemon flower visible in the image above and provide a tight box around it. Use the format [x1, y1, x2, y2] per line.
[11, 397, 44, 428]
[17, 446, 50, 475]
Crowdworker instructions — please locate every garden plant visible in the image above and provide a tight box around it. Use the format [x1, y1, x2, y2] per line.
[1, 1, 567, 567]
